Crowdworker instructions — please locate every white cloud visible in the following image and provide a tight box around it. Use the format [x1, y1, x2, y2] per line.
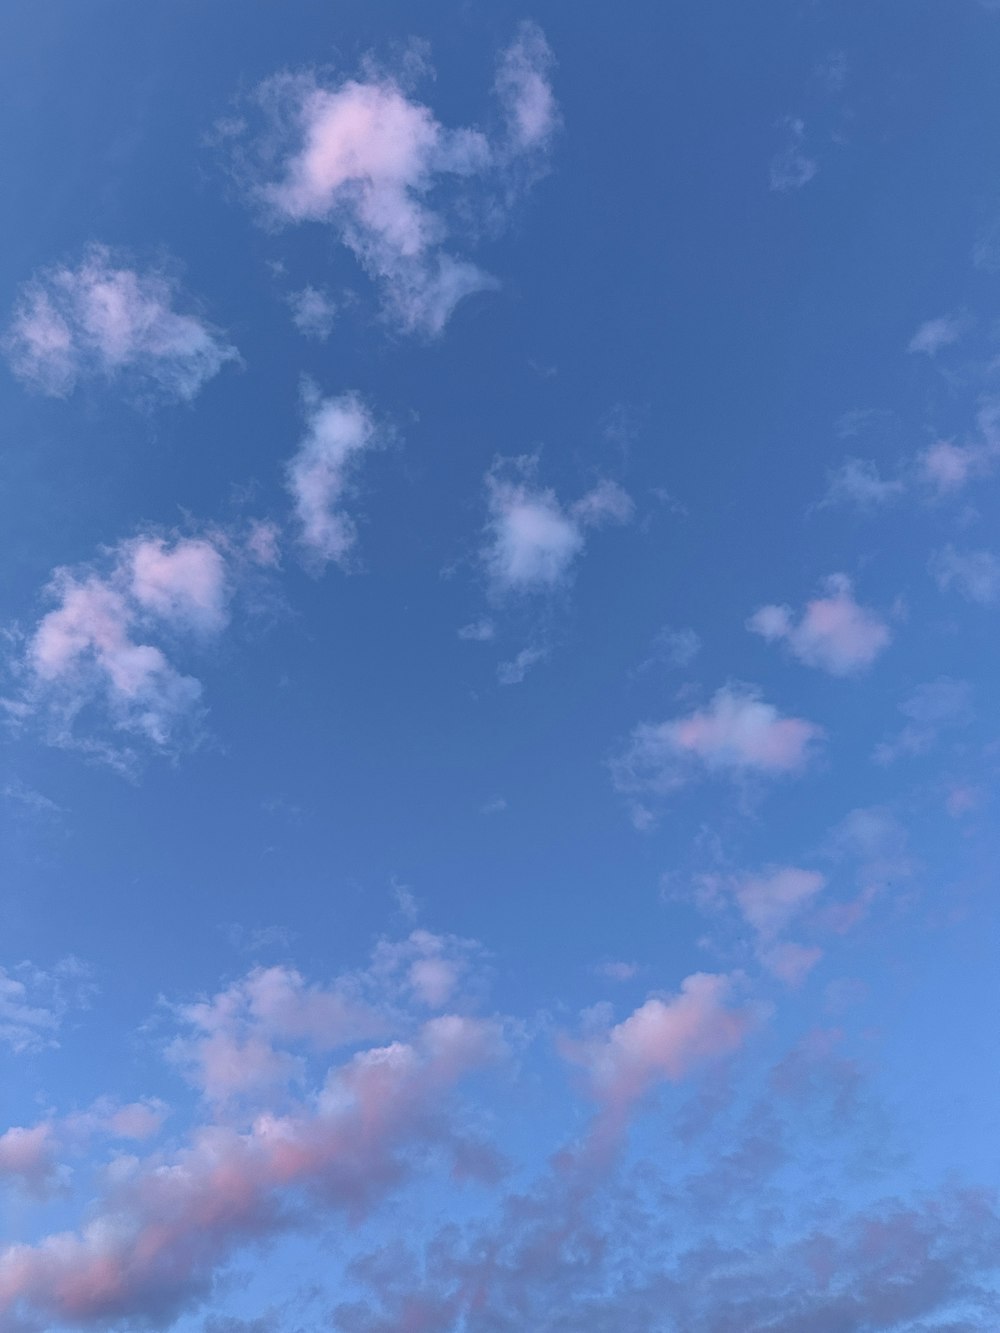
[458, 618, 495, 642]
[242, 26, 557, 334]
[286, 387, 385, 568]
[748, 574, 891, 676]
[3, 244, 237, 400]
[483, 463, 632, 595]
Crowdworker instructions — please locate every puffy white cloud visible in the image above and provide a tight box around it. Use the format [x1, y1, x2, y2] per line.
[286, 388, 384, 568]
[242, 26, 556, 334]
[9, 532, 248, 760]
[483, 463, 632, 595]
[748, 575, 891, 676]
[613, 685, 823, 805]
[3, 245, 237, 400]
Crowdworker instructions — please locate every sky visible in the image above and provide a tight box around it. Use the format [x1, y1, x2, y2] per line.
[1, 0, 1000, 1328]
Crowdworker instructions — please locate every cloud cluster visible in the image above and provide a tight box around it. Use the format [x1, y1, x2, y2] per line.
[3, 245, 237, 400]
[246, 24, 558, 334]
[748, 574, 891, 676]
[9, 533, 236, 758]
[0, 1013, 504, 1331]
[0, 958, 92, 1054]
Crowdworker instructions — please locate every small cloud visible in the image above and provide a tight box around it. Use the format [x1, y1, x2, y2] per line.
[907, 314, 963, 356]
[497, 645, 546, 685]
[286, 385, 388, 569]
[480, 796, 507, 815]
[821, 458, 905, 509]
[612, 685, 823, 810]
[593, 960, 639, 983]
[873, 678, 973, 764]
[748, 575, 890, 676]
[287, 286, 337, 340]
[458, 618, 495, 642]
[3, 244, 237, 401]
[930, 545, 1000, 604]
[482, 459, 632, 596]
[769, 117, 817, 193]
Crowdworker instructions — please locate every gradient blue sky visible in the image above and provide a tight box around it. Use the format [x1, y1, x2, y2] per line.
[2, 2, 1000, 1329]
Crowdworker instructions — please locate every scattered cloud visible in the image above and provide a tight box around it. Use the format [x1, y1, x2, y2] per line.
[748, 574, 891, 676]
[5, 530, 260, 762]
[907, 313, 964, 355]
[239, 24, 557, 335]
[457, 618, 494, 642]
[769, 117, 817, 192]
[287, 285, 337, 339]
[874, 678, 973, 764]
[286, 386, 386, 569]
[497, 644, 546, 685]
[0, 958, 92, 1054]
[930, 545, 1000, 604]
[3, 244, 237, 401]
[482, 459, 632, 596]
[821, 457, 905, 509]
[613, 685, 823, 807]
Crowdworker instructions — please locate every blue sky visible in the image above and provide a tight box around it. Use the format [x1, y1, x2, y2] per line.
[2, 1, 1000, 1329]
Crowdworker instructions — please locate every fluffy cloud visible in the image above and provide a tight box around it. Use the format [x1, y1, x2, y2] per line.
[10, 532, 240, 759]
[748, 574, 891, 675]
[3, 244, 237, 400]
[482, 463, 632, 595]
[245, 25, 557, 334]
[286, 388, 385, 568]
[0, 1015, 504, 1331]
[561, 974, 756, 1137]
[613, 685, 823, 806]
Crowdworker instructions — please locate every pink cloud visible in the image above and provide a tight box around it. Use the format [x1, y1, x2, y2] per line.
[3, 245, 237, 399]
[286, 388, 383, 568]
[734, 867, 826, 939]
[128, 538, 229, 632]
[19, 533, 235, 755]
[0, 1123, 58, 1196]
[748, 574, 890, 676]
[168, 963, 389, 1104]
[0, 1017, 504, 1329]
[614, 688, 822, 809]
[561, 973, 756, 1140]
[245, 29, 555, 333]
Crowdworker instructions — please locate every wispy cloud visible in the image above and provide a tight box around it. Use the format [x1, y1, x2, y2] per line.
[3, 244, 238, 400]
[930, 545, 1000, 604]
[286, 386, 387, 569]
[769, 117, 817, 192]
